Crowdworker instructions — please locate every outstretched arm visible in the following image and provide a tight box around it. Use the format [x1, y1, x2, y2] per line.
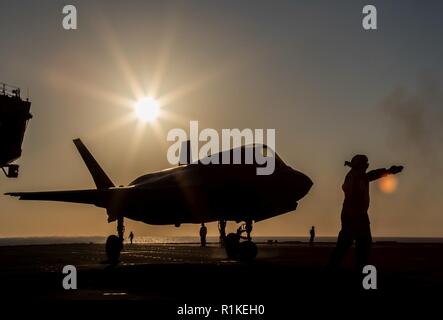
[367, 165, 404, 182]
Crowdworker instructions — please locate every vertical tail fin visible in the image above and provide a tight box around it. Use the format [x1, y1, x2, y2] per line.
[73, 139, 115, 189]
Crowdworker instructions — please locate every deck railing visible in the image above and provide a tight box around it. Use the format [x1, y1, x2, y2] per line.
[1, 82, 21, 98]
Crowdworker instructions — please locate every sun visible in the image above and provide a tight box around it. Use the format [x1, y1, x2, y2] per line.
[134, 97, 160, 122]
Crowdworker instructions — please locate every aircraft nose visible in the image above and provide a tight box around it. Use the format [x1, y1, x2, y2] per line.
[292, 169, 313, 200]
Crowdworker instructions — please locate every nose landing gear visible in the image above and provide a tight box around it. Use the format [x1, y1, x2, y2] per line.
[224, 220, 257, 261]
[105, 216, 124, 263]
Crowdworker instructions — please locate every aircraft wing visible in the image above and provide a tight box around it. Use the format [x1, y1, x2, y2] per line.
[5, 189, 107, 205]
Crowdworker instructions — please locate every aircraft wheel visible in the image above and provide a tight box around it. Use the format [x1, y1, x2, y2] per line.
[224, 233, 240, 259]
[238, 241, 258, 262]
[106, 235, 123, 262]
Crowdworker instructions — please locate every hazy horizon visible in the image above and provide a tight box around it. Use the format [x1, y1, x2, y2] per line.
[1, 0, 443, 238]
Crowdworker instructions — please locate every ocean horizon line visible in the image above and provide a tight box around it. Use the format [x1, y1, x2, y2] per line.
[1, 236, 443, 246]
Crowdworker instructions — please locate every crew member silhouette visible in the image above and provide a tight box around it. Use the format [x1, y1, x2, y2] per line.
[309, 226, 315, 245]
[330, 154, 403, 270]
[200, 223, 207, 247]
[129, 231, 134, 244]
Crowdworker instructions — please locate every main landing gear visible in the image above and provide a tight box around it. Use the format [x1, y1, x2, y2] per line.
[105, 216, 124, 263]
[222, 220, 258, 262]
[218, 220, 227, 247]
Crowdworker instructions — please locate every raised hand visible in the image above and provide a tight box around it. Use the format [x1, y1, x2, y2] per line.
[388, 165, 404, 174]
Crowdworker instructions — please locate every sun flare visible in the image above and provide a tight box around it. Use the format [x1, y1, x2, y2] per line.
[134, 97, 160, 122]
[378, 175, 398, 194]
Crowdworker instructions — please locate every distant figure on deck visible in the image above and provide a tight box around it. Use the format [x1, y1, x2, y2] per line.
[330, 154, 403, 271]
[129, 231, 134, 244]
[200, 223, 207, 247]
[309, 226, 315, 245]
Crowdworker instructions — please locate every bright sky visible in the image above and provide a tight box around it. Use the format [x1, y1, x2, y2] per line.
[1, 0, 442, 237]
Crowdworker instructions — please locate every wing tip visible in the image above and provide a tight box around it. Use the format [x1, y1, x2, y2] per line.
[4, 192, 22, 199]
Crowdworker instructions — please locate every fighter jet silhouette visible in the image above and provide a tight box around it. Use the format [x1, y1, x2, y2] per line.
[6, 139, 313, 262]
